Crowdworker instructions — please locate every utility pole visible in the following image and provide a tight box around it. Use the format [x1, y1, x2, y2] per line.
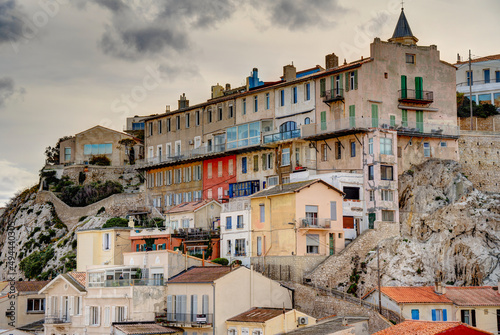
[469, 50, 473, 131]
[377, 246, 382, 314]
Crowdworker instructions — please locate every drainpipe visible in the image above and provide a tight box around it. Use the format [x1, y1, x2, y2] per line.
[211, 282, 216, 335]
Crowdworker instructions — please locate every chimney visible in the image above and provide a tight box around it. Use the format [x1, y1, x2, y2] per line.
[225, 83, 231, 91]
[211, 84, 224, 99]
[434, 280, 445, 295]
[283, 64, 296, 81]
[325, 53, 339, 69]
[165, 105, 170, 113]
[178, 93, 189, 109]
[457, 53, 461, 62]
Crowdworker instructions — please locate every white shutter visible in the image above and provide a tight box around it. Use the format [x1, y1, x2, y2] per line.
[104, 306, 110, 326]
[84, 306, 90, 326]
[124, 306, 128, 321]
[59, 296, 63, 318]
[69, 296, 74, 316]
[97, 306, 101, 326]
[202, 295, 209, 314]
[330, 201, 337, 221]
[112, 306, 116, 323]
[46, 296, 51, 316]
[191, 295, 198, 318]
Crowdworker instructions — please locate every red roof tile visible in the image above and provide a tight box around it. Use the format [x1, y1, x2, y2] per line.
[455, 54, 500, 65]
[445, 286, 500, 306]
[227, 308, 290, 323]
[165, 199, 219, 214]
[15, 281, 50, 292]
[373, 321, 492, 335]
[67, 272, 86, 288]
[378, 286, 452, 304]
[168, 266, 232, 283]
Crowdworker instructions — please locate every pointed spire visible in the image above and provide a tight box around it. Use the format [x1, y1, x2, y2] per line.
[388, 8, 418, 45]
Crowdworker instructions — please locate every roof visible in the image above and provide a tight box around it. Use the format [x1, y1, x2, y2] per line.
[391, 9, 415, 39]
[165, 199, 220, 214]
[284, 316, 368, 335]
[15, 280, 50, 292]
[64, 272, 86, 291]
[167, 266, 232, 283]
[114, 323, 180, 335]
[75, 125, 142, 142]
[0, 282, 9, 293]
[251, 179, 343, 198]
[373, 321, 493, 335]
[365, 286, 452, 304]
[227, 307, 290, 323]
[455, 54, 500, 65]
[445, 286, 500, 306]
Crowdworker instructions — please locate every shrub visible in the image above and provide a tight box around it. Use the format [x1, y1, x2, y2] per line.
[90, 155, 111, 166]
[19, 247, 54, 279]
[58, 181, 123, 207]
[211, 258, 229, 266]
[71, 239, 77, 249]
[97, 206, 105, 214]
[78, 216, 88, 222]
[103, 217, 129, 228]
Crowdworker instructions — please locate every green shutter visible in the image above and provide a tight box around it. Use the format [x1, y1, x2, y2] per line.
[321, 111, 327, 131]
[390, 115, 396, 127]
[330, 76, 335, 96]
[371, 104, 379, 127]
[402, 109, 408, 127]
[339, 74, 343, 91]
[401, 75, 407, 99]
[416, 111, 424, 132]
[345, 72, 349, 92]
[320, 78, 326, 97]
[354, 70, 358, 90]
[349, 105, 355, 127]
[415, 77, 423, 99]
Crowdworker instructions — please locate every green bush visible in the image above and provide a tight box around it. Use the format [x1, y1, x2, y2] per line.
[211, 258, 229, 266]
[58, 181, 123, 207]
[103, 217, 129, 228]
[19, 247, 54, 279]
[71, 239, 77, 249]
[89, 155, 111, 166]
[78, 216, 88, 222]
[97, 206, 105, 214]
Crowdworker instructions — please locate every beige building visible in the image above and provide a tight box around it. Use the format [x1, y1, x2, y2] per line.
[76, 227, 132, 272]
[59, 125, 143, 166]
[226, 307, 316, 335]
[159, 266, 294, 335]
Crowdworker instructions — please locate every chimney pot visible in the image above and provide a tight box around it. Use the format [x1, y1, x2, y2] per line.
[283, 64, 296, 81]
[325, 53, 339, 69]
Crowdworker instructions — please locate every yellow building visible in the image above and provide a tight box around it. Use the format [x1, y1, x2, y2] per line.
[76, 227, 132, 271]
[250, 179, 345, 257]
[226, 307, 316, 335]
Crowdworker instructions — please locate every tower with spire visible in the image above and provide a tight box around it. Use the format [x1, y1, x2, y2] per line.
[388, 7, 418, 45]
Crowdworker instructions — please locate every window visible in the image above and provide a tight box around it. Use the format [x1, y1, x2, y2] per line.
[423, 142, 431, 157]
[402, 109, 408, 127]
[103, 233, 110, 250]
[158, 120, 162, 134]
[265, 93, 270, 109]
[381, 165, 393, 180]
[431, 309, 447, 322]
[176, 115, 181, 130]
[343, 187, 360, 200]
[166, 170, 172, 185]
[227, 240, 232, 255]
[440, 142, 447, 147]
[185, 113, 190, 128]
[218, 106, 223, 121]
[74, 296, 82, 315]
[350, 141, 356, 157]
[218, 161, 223, 178]
[194, 190, 202, 201]
[382, 210, 394, 222]
[369, 190, 375, 201]
[411, 309, 419, 320]
[304, 117, 310, 124]
[381, 189, 394, 201]
[148, 122, 153, 136]
[262, 153, 273, 170]
[184, 166, 192, 182]
[237, 215, 243, 228]
[467, 70, 473, 86]
[243, 98, 246, 115]
[368, 138, 373, 154]
[267, 176, 278, 187]
[115, 306, 126, 322]
[64, 147, 71, 161]
[293, 86, 297, 104]
[321, 144, 327, 161]
[90, 306, 100, 326]
[207, 163, 212, 179]
[228, 329, 237, 335]
[166, 118, 171, 132]
[195, 110, 200, 126]
[461, 310, 475, 326]
[305, 83, 310, 101]
[320, 78, 326, 97]
[83, 144, 112, 155]
[254, 96, 258, 112]
[132, 122, 144, 130]
[228, 159, 234, 175]
[175, 168, 182, 183]
[208, 109, 212, 123]
[226, 216, 232, 230]
[280, 89, 285, 106]
[281, 148, 290, 166]
[305, 205, 318, 226]
[27, 298, 44, 313]
[350, 71, 355, 90]
[380, 138, 393, 155]
[335, 141, 341, 160]
[257, 237, 262, 256]
[306, 234, 319, 254]
[259, 204, 265, 223]
[166, 143, 172, 157]
[229, 104, 234, 118]
[406, 53, 415, 64]
[235, 238, 246, 256]
[241, 157, 247, 174]
[252, 155, 258, 172]
[368, 165, 374, 180]
[484, 69, 490, 83]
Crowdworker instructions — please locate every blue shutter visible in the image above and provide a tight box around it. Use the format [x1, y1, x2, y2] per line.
[411, 309, 419, 320]
[443, 309, 447, 321]
[163, 243, 166, 250]
[431, 309, 436, 321]
[136, 244, 140, 252]
[153, 244, 156, 250]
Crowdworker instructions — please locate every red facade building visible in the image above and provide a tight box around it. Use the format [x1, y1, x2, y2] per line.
[203, 155, 237, 201]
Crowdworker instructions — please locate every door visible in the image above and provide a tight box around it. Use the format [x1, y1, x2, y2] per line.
[416, 111, 424, 132]
[329, 233, 334, 255]
[368, 213, 376, 229]
[371, 105, 378, 128]
[401, 75, 407, 98]
[415, 77, 423, 99]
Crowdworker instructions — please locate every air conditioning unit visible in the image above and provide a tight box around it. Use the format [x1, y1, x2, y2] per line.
[298, 316, 308, 325]
[189, 140, 194, 145]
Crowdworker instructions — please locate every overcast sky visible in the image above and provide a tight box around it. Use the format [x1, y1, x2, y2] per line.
[0, 0, 499, 207]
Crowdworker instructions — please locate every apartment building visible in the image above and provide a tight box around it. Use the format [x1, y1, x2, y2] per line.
[220, 198, 252, 266]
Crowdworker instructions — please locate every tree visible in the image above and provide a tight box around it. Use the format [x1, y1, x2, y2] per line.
[118, 138, 138, 164]
[457, 92, 499, 118]
[45, 136, 72, 165]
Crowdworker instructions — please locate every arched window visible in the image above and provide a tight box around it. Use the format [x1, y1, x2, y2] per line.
[304, 117, 311, 125]
[280, 121, 297, 133]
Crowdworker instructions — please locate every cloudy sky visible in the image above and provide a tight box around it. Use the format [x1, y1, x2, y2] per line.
[0, 0, 499, 206]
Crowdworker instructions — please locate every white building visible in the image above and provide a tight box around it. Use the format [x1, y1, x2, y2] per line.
[220, 198, 252, 266]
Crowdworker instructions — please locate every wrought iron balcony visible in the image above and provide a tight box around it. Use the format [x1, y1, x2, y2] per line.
[299, 218, 331, 229]
[324, 88, 344, 103]
[156, 312, 213, 326]
[398, 89, 434, 103]
[45, 315, 70, 324]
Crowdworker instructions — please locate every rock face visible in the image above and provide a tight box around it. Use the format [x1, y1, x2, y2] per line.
[362, 159, 500, 292]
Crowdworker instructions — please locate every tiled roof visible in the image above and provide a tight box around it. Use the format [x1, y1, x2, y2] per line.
[166, 199, 219, 214]
[445, 286, 500, 306]
[64, 272, 86, 291]
[455, 54, 500, 65]
[114, 323, 179, 334]
[227, 308, 290, 323]
[251, 179, 343, 198]
[375, 286, 452, 304]
[15, 280, 50, 292]
[167, 266, 232, 283]
[373, 321, 493, 335]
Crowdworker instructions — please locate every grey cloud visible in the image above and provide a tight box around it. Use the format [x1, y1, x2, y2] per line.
[94, 0, 128, 12]
[158, 62, 200, 82]
[0, 0, 26, 44]
[0, 77, 15, 107]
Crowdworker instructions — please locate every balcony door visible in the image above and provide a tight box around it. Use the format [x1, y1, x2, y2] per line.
[63, 296, 69, 322]
[416, 111, 424, 132]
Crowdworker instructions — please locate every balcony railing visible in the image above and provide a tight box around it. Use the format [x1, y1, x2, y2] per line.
[324, 88, 344, 102]
[299, 217, 331, 229]
[398, 89, 434, 103]
[88, 278, 164, 288]
[456, 79, 500, 87]
[222, 200, 251, 212]
[45, 315, 70, 324]
[156, 312, 213, 326]
[263, 129, 301, 144]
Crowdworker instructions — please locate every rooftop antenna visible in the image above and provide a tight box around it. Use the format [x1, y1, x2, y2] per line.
[401, 0, 404, 10]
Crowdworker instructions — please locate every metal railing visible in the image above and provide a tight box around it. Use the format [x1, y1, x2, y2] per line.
[88, 278, 164, 288]
[45, 315, 70, 324]
[299, 217, 331, 229]
[398, 89, 434, 102]
[222, 200, 251, 212]
[156, 312, 213, 326]
[324, 88, 344, 102]
[263, 129, 301, 144]
[457, 79, 500, 87]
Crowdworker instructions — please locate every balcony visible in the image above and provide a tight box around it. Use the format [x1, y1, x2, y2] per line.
[299, 217, 331, 229]
[324, 88, 344, 103]
[398, 89, 434, 104]
[156, 312, 213, 327]
[45, 315, 70, 324]
[263, 129, 301, 144]
[88, 278, 164, 288]
[222, 199, 250, 212]
[228, 180, 260, 198]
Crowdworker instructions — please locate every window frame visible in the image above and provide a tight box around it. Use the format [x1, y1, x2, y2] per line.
[380, 165, 393, 181]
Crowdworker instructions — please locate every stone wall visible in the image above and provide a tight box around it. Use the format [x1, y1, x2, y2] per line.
[458, 132, 500, 193]
[458, 115, 500, 132]
[304, 222, 400, 288]
[250, 255, 328, 283]
[35, 191, 144, 229]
